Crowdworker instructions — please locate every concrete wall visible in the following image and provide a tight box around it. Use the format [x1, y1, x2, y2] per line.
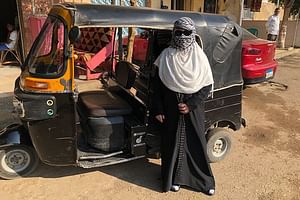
[252, 2, 283, 20]
[218, 0, 242, 24]
[151, 0, 171, 9]
[65, 0, 92, 3]
[242, 20, 300, 47]
[185, 0, 204, 12]
[151, 0, 204, 11]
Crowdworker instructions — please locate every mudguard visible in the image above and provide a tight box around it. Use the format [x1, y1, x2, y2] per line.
[0, 124, 32, 148]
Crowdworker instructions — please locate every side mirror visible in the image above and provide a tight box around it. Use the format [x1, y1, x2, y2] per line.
[69, 26, 80, 44]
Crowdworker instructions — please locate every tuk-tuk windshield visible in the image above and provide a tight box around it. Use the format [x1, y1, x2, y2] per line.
[27, 16, 65, 77]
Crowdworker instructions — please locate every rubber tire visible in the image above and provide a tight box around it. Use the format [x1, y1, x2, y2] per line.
[206, 128, 232, 163]
[0, 145, 39, 180]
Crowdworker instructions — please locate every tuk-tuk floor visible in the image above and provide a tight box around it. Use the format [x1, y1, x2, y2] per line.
[77, 147, 124, 161]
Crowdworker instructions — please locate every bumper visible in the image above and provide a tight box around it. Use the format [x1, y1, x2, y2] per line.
[242, 61, 278, 84]
[243, 76, 273, 84]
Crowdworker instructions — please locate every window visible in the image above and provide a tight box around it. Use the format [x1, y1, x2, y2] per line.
[115, 27, 150, 67]
[28, 16, 65, 77]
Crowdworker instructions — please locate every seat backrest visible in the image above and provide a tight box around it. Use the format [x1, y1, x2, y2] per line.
[115, 61, 137, 89]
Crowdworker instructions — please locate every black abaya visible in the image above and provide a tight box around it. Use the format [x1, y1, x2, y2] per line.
[152, 72, 215, 194]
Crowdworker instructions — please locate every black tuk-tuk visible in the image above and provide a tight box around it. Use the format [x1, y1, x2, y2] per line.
[0, 4, 244, 179]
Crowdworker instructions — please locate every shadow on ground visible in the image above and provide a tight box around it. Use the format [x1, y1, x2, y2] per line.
[26, 158, 162, 192]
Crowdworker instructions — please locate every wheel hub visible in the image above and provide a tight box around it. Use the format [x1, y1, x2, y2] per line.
[1, 149, 31, 173]
[212, 138, 227, 157]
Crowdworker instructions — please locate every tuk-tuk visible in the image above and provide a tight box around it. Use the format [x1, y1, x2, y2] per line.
[0, 3, 245, 179]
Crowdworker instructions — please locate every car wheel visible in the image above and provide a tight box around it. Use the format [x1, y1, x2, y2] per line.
[0, 145, 39, 180]
[206, 128, 232, 163]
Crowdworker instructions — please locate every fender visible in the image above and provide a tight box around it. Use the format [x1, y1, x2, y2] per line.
[0, 124, 32, 148]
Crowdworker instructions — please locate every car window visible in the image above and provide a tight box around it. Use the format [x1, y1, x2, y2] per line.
[242, 28, 257, 40]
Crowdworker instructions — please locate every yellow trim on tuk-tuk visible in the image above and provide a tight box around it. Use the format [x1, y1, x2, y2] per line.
[20, 5, 75, 93]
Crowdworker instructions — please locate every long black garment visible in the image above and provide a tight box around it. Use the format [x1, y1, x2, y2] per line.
[152, 72, 215, 194]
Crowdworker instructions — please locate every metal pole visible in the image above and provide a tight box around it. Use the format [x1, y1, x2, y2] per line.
[32, 0, 35, 15]
[215, 0, 217, 13]
[240, 0, 244, 26]
[276, 0, 279, 7]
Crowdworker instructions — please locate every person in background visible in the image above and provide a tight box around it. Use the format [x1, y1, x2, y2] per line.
[265, 8, 280, 41]
[0, 23, 17, 51]
[152, 17, 215, 196]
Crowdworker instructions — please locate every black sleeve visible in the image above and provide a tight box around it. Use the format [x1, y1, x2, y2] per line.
[151, 69, 164, 116]
[185, 84, 212, 111]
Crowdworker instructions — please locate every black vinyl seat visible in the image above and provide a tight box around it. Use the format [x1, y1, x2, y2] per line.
[78, 90, 132, 117]
[78, 61, 137, 118]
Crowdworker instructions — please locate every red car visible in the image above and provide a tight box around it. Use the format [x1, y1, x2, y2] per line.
[242, 28, 278, 84]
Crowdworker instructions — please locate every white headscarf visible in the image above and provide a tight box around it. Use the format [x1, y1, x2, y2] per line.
[154, 17, 214, 94]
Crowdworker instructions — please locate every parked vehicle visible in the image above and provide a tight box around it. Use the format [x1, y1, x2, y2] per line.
[0, 4, 245, 179]
[242, 28, 278, 84]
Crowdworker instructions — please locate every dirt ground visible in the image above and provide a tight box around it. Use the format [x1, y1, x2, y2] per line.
[0, 53, 300, 200]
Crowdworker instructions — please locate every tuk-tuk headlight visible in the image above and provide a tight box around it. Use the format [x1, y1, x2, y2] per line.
[24, 79, 49, 89]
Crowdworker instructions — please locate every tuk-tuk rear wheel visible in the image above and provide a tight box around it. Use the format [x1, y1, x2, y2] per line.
[0, 145, 39, 180]
[206, 128, 232, 163]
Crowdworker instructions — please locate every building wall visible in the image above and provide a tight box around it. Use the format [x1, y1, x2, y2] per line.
[152, 0, 171, 9]
[242, 20, 300, 47]
[184, 0, 204, 12]
[65, 0, 92, 3]
[243, 2, 284, 20]
[151, 0, 204, 11]
[218, 0, 243, 24]
[253, 2, 284, 20]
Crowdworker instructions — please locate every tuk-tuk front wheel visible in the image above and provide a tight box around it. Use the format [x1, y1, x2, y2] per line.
[0, 145, 39, 180]
[206, 128, 232, 163]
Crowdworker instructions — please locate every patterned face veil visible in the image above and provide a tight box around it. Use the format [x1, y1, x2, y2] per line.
[171, 17, 196, 50]
[154, 17, 214, 94]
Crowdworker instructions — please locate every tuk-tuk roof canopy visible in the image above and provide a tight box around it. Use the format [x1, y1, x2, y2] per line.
[61, 3, 231, 29]
[49, 4, 243, 90]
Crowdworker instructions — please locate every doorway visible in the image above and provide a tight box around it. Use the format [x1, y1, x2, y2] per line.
[0, 0, 18, 42]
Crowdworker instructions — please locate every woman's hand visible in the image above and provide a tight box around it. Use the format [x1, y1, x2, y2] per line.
[155, 114, 165, 123]
[178, 103, 190, 114]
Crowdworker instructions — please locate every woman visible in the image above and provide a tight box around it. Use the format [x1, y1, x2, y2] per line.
[152, 17, 215, 195]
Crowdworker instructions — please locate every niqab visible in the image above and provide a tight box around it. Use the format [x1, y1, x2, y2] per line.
[154, 17, 214, 94]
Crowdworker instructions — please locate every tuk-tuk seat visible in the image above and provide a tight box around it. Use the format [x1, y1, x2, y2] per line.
[78, 90, 132, 117]
[78, 61, 137, 118]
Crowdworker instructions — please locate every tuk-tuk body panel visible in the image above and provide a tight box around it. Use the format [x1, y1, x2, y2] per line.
[14, 78, 77, 165]
[49, 5, 74, 29]
[204, 85, 243, 131]
[20, 75, 73, 93]
[25, 93, 77, 165]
